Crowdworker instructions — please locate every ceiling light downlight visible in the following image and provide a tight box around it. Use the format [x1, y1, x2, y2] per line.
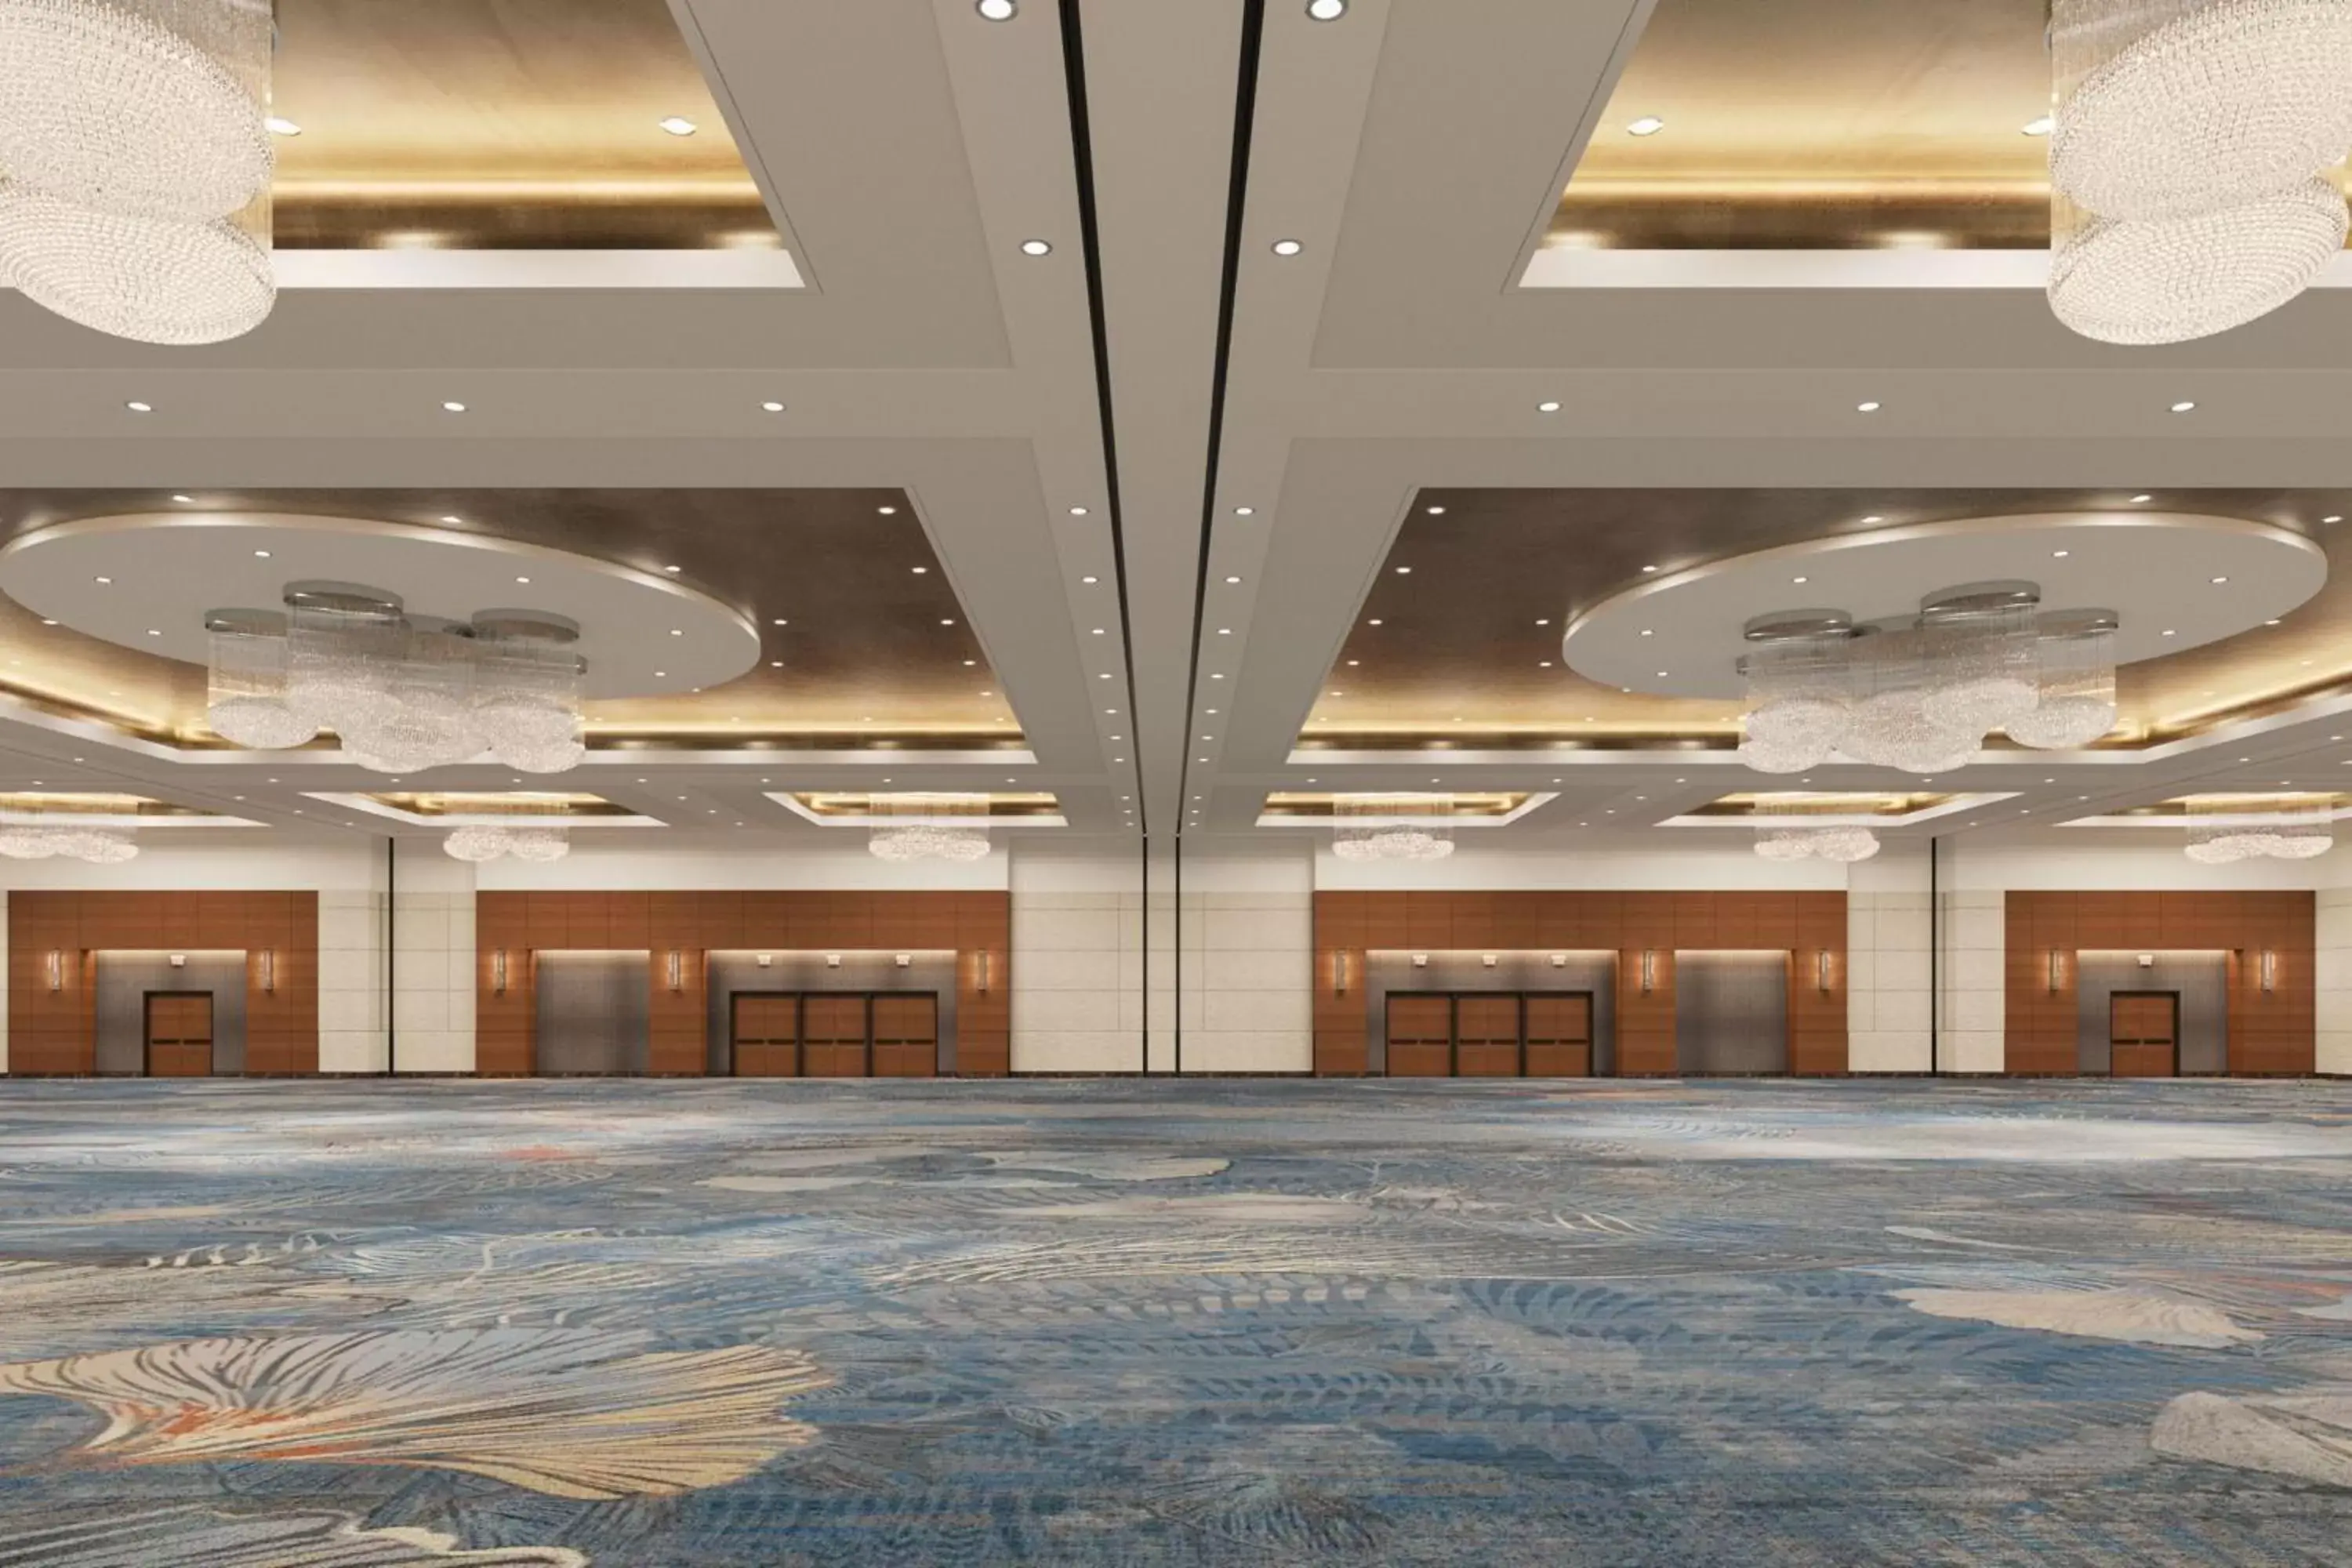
[0, 0, 277, 343]
[2047, 0, 2352, 342]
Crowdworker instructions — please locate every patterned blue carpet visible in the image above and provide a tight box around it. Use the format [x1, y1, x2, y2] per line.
[1, 1078, 2350, 1565]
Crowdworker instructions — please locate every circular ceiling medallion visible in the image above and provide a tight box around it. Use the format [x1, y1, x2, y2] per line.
[0, 513, 761, 699]
[1561, 513, 2325, 700]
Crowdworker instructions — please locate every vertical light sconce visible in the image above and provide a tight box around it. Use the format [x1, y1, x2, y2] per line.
[1640, 949, 1657, 995]
[260, 949, 276, 994]
[45, 950, 60, 992]
[666, 949, 683, 993]
[1816, 949, 1831, 996]
[2047, 949, 2062, 994]
[2262, 949, 2278, 993]
[978, 950, 993, 993]
[492, 949, 507, 996]
[1334, 950, 1349, 996]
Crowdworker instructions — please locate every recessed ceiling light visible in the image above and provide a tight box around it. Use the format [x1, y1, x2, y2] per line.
[2021, 115, 2054, 136]
[911, 566, 928, 575]
[2053, 549, 2069, 558]
[1537, 400, 1562, 413]
[1860, 514, 1884, 524]
[1426, 505, 1446, 515]
[1271, 239, 1304, 257]
[1069, 506, 1090, 517]
[977, 0, 1016, 17]
[1856, 400, 1881, 413]
[1792, 575, 1808, 584]
[93, 575, 110, 584]
[2171, 401, 2197, 413]
[1627, 116, 1664, 136]
[1224, 575, 1241, 584]
[266, 115, 301, 136]
[1639, 628, 1653, 636]
[39, 619, 55, 626]
[1367, 619, 1381, 626]
[1234, 506, 1255, 517]
[771, 617, 788, 626]
[172, 494, 194, 503]
[1211, 672, 1225, 679]
[1218, 626, 1232, 635]
[441, 401, 466, 413]
[2161, 629, 2176, 637]
[761, 401, 786, 413]
[1099, 672, 1112, 680]
[2267, 619, 2281, 626]
[1307, 0, 1347, 19]
[2211, 575, 2229, 584]
[1535, 618, 1549, 626]
[941, 617, 956, 626]
[253, 549, 270, 558]
[1395, 565, 1411, 575]
[145, 628, 160, 637]
[1655, 670, 1668, 678]
[125, 400, 151, 413]
[1081, 575, 1100, 585]
[1640, 564, 1659, 574]
[2325, 515, 2345, 524]
[659, 116, 699, 136]
[964, 658, 978, 666]
[1020, 239, 1052, 256]
[2130, 493, 2153, 503]
[514, 575, 530, 584]
[878, 505, 898, 516]
[770, 660, 782, 668]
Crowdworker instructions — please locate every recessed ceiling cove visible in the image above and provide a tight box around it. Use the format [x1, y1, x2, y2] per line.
[0, 514, 760, 700]
[1562, 514, 2325, 700]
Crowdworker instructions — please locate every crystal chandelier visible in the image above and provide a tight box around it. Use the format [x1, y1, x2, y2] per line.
[868, 794, 993, 862]
[1751, 796, 1881, 863]
[1739, 586, 2119, 775]
[1330, 795, 1457, 862]
[2047, 0, 2352, 344]
[206, 585, 587, 775]
[0, 0, 278, 343]
[443, 822, 569, 864]
[2183, 794, 2334, 862]
[0, 817, 136, 862]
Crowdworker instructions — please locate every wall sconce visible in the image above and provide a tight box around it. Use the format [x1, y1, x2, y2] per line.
[666, 950, 683, 993]
[45, 950, 60, 992]
[1481, 953, 1499, 968]
[826, 953, 842, 969]
[2137, 953, 2155, 969]
[1549, 953, 1566, 968]
[1334, 950, 1350, 996]
[1411, 953, 1429, 968]
[895, 953, 913, 968]
[492, 949, 507, 996]
[978, 951, 993, 993]
[2047, 949, 2063, 994]
[1640, 949, 1657, 995]
[2263, 950, 2278, 993]
[260, 949, 276, 994]
[1816, 949, 1831, 996]
[756, 953, 772, 968]
[169, 953, 187, 969]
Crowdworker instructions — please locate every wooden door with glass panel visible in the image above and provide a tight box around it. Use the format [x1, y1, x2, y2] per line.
[2110, 991, 2180, 1077]
[145, 992, 214, 1078]
[1386, 995, 1454, 1077]
[1524, 993, 1595, 1076]
[732, 993, 800, 1077]
[801, 995, 871, 1078]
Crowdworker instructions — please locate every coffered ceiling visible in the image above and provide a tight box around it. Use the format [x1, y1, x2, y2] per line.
[3, 0, 2352, 858]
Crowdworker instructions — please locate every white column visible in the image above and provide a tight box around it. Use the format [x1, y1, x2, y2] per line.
[317, 886, 386, 1073]
[1189, 840, 1312, 1073]
[1010, 838, 1141, 1073]
[2318, 887, 2352, 1075]
[1846, 845, 1931, 1071]
[1942, 887, 2007, 1073]
[390, 842, 474, 1073]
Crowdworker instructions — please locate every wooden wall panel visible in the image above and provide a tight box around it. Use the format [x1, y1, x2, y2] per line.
[1312, 889, 1846, 1078]
[8, 891, 318, 1075]
[2005, 890, 2314, 1076]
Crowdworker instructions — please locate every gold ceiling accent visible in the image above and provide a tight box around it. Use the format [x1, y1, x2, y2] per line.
[0, 793, 218, 818]
[791, 793, 1062, 821]
[1260, 792, 1528, 819]
[360, 793, 633, 821]
[1693, 793, 1956, 820]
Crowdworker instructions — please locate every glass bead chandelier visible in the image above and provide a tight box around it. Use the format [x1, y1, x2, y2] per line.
[868, 794, 993, 862]
[2183, 794, 2335, 863]
[2047, 0, 2352, 344]
[207, 584, 587, 775]
[0, 0, 278, 343]
[0, 815, 135, 862]
[1751, 797, 1881, 864]
[1330, 795, 1457, 862]
[1739, 586, 2120, 775]
[443, 821, 569, 865]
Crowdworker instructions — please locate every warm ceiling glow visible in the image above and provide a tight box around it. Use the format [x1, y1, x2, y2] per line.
[1626, 116, 1665, 136]
[658, 116, 699, 137]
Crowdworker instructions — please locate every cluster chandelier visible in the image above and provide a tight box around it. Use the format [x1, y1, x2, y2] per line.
[2183, 796, 2334, 862]
[0, 818, 134, 862]
[1739, 585, 2118, 775]
[1330, 796, 1457, 862]
[0, 0, 277, 343]
[2047, 0, 2352, 343]
[443, 822, 569, 865]
[206, 585, 586, 775]
[1752, 800, 1881, 864]
[867, 795, 993, 862]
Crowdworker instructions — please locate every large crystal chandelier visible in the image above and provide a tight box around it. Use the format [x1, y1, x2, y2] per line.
[444, 822, 569, 864]
[1739, 586, 2119, 775]
[0, 815, 136, 862]
[2047, 0, 2352, 343]
[206, 586, 587, 775]
[1751, 798, 1881, 864]
[2183, 794, 2335, 862]
[868, 794, 993, 862]
[0, 0, 278, 343]
[1330, 795, 1457, 862]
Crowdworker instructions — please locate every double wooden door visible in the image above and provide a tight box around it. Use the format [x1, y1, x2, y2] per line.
[144, 993, 214, 1077]
[2110, 991, 2180, 1077]
[1386, 993, 1595, 1078]
[731, 993, 938, 1078]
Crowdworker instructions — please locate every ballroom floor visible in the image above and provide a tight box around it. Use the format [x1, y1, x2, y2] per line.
[1, 1077, 2349, 1566]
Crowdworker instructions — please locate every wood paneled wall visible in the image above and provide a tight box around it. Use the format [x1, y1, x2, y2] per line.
[474, 891, 1010, 1076]
[2005, 891, 2314, 1075]
[1312, 891, 1847, 1077]
[8, 891, 318, 1075]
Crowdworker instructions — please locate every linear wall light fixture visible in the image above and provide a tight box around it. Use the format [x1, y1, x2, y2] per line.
[666, 950, 683, 993]
[2047, 949, 2063, 994]
[45, 950, 60, 992]
[2263, 949, 2278, 993]
[978, 951, 993, 993]
[1817, 949, 1832, 996]
[260, 949, 276, 994]
[492, 949, 507, 996]
[1334, 950, 1350, 996]
[1640, 949, 1657, 995]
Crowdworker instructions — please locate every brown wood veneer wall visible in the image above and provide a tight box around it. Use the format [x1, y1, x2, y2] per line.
[8, 891, 319, 1074]
[474, 891, 1010, 1076]
[1312, 891, 1848, 1077]
[2004, 891, 2314, 1075]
